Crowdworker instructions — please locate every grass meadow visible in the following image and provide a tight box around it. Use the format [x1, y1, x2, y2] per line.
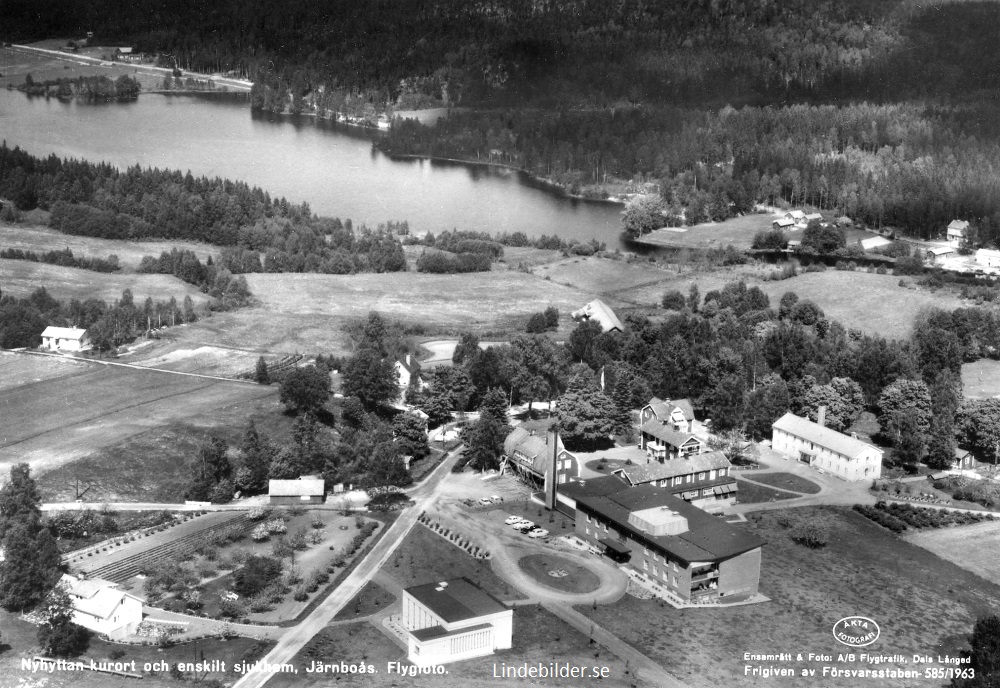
[962, 359, 1000, 399]
[578, 506, 996, 687]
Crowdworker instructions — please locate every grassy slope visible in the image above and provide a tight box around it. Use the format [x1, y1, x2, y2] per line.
[962, 359, 1000, 399]
[0, 223, 216, 269]
[0, 258, 213, 306]
[577, 506, 997, 687]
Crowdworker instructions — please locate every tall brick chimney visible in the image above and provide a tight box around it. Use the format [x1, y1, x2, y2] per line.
[544, 429, 559, 510]
[817, 405, 827, 428]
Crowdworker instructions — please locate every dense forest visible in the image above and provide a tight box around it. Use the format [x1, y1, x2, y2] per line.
[0, 144, 407, 274]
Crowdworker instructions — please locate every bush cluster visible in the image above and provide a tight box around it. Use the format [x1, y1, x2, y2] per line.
[854, 501, 991, 532]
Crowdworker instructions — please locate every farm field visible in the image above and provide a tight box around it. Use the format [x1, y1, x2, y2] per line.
[0, 349, 84, 387]
[612, 263, 771, 307]
[534, 255, 672, 294]
[635, 212, 776, 249]
[0, 44, 169, 90]
[268, 604, 643, 688]
[0, 223, 216, 268]
[128, 343, 270, 377]
[0, 258, 213, 306]
[906, 520, 1000, 586]
[962, 359, 1000, 399]
[755, 270, 968, 339]
[0, 355, 277, 479]
[578, 506, 998, 687]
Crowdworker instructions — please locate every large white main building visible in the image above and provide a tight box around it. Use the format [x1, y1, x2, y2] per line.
[772, 412, 882, 481]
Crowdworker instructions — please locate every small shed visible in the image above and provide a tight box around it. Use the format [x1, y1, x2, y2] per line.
[860, 236, 892, 252]
[269, 478, 325, 504]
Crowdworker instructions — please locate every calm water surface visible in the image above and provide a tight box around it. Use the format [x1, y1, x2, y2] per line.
[0, 91, 624, 244]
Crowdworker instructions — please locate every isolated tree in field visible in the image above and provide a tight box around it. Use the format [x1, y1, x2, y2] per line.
[661, 290, 686, 311]
[0, 462, 42, 537]
[0, 523, 62, 611]
[342, 348, 397, 411]
[37, 584, 90, 657]
[254, 356, 270, 384]
[544, 306, 560, 330]
[360, 311, 389, 356]
[280, 365, 332, 414]
[234, 555, 283, 598]
[393, 412, 430, 460]
[526, 312, 548, 333]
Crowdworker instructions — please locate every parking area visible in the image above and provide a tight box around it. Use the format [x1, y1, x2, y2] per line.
[478, 500, 577, 541]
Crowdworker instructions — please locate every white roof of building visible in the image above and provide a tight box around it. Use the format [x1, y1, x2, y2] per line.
[268, 478, 325, 496]
[772, 412, 881, 459]
[61, 574, 138, 620]
[929, 247, 954, 256]
[773, 218, 794, 228]
[571, 299, 623, 332]
[804, 213, 823, 221]
[788, 210, 806, 220]
[948, 220, 970, 231]
[860, 237, 892, 250]
[41, 326, 87, 340]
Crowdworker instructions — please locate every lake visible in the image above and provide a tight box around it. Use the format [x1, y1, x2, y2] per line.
[0, 90, 625, 245]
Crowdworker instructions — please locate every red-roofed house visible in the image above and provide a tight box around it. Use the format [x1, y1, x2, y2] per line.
[401, 578, 512, 665]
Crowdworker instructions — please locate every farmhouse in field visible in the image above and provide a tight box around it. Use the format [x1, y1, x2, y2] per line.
[501, 426, 578, 487]
[571, 299, 623, 333]
[400, 578, 513, 666]
[947, 220, 970, 246]
[771, 412, 882, 481]
[40, 326, 89, 352]
[976, 249, 1000, 268]
[60, 574, 143, 639]
[268, 477, 325, 504]
[563, 476, 763, 602]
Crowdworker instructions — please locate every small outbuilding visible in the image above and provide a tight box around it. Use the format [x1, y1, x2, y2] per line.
[927, 246, 954, 263]
[40, 326, 89, 352]
[268, 477, 325, 504]
[571, 299, 623, 333]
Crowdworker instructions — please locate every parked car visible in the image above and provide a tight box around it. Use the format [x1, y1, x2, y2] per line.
[479, 498, 493, 505]
[515, 521, 535, 532]
[505, 515, 526, 525]
[528, 528, 549, 539]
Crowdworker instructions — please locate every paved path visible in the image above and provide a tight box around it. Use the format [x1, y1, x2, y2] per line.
[231, 447, 464, 688]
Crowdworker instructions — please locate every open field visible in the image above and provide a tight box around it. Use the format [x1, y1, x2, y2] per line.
[0, 353, 277, 481]
[128, 343, 268, 377]
[578, 506, 999, 687]
[0, 258, 214, 306]
[0, 44, 169, 90]
[906, 519, 1000, 585]
[498, 245, 565, 267]
[962, 359, 1000, 399]
[636, 212, 777, 249]
[534, 255, 672, 294]
[269, 604, 642, 688]
[755, 270, 968, 339]
[0, 223, 216, 269]
[0, 349, 81, 387]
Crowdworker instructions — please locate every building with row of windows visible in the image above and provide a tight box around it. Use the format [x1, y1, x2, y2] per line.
[771, 412, 882, 481]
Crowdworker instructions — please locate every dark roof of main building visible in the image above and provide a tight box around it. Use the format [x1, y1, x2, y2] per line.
[404, 578, 508, 624]
[572, 480, 764, 564]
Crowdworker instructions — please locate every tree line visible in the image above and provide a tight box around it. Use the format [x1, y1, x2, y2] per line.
[20, 74, 140, 101]
[0, 246, 120, 272]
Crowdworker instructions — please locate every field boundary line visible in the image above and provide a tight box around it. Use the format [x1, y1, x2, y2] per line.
[11, 349, 264, 385]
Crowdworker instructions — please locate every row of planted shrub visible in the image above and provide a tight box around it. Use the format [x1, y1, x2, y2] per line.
[853, 501, 994, 533]
[417, 513, 491, 560]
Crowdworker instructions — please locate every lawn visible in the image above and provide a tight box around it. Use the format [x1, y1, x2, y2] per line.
[268, 605, 640, 688]
[0, 258, 213, 306]
[0, 356, 277, 483]
[0, 223, 216, 269]
[578, 506, 999, 687]
[906, 520, 1000, 585]
[534, 255, 671, 295]
[0, 45, 170, 91]
[332, 581, 397, 621]
[734, 478, 799, 504]
[517, 553, 601, 593]
[0, 349, 86, 389]
[962, 359, 1000, 399]
[382, 524, 522, 600]
[744, 472, 822, 494]
[127, 343, 270, 377]
[635, 212, 776, 250]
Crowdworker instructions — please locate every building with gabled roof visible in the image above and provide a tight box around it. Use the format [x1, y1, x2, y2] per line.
[859, 236, 892, 252]
[947, 220, 970, 246]
[772, 217, 795, 229]
[571, 299, 623, 333]
[771, 412, 882, 481]
[401, 578, 512, 666]
[566, 477, 763, 601]
[640, 397, 694, 433]
[501, 426, 577, 487]
[268, 477, 325, 504]
[60, 573, 143, 639]
[638, 420, 703, 462]
[40, 326, 89, 352]
[612, 449, 737, 511]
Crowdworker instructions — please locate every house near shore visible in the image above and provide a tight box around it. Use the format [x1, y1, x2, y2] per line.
[268, 477, 325, 504]
[771, 412, 882, 482]
[400, 578, 513, 666]
[571, 299, 623, 333]
[947, 220, 970, 246]
[40, 326, 89, 352]
[60, 574, 143, 639]
[559, 476, 763, 602]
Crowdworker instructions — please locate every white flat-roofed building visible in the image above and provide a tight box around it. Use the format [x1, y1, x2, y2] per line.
[40, 326, 89, 352]
[401, 578, 513, 666]
[268, 477, 325, 504]
[771, 412, 882, 481]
